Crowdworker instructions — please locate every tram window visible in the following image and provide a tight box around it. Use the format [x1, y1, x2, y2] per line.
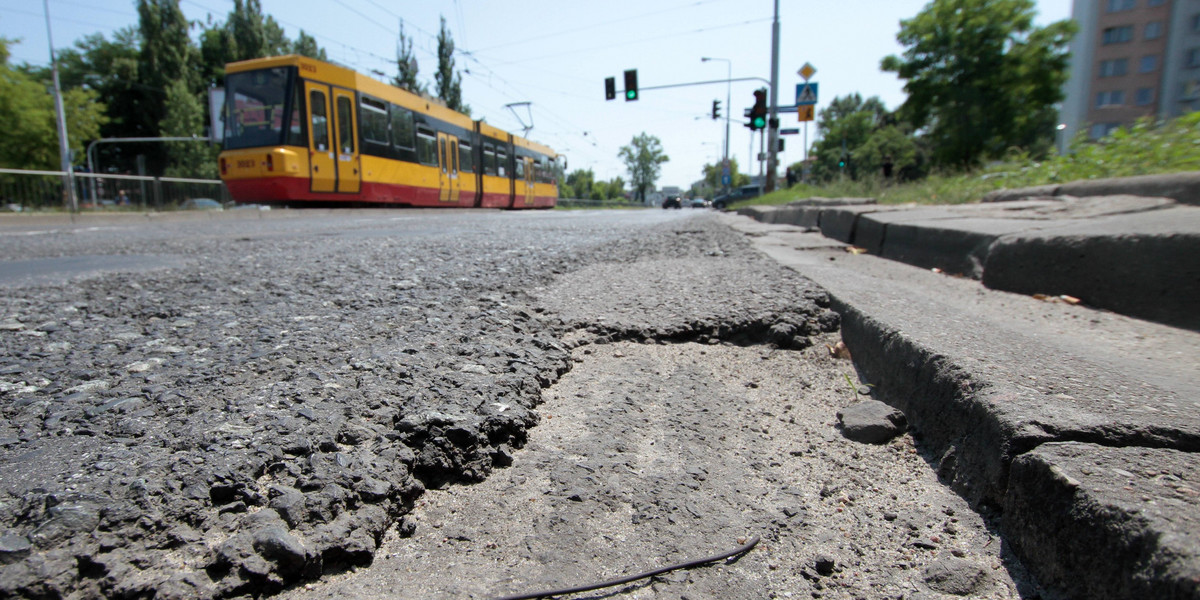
[286, 86, 305, 146]
[515, 158, 524, 178]
[483, 144, 497, 175]
[224, 67, 293, 150]
[416, 128, 437, 165]
[497, 148, 508, 177]
[360, 96, 389, 147]
[336, 96, 354, 154]
[310, 90, 329, 151]
[390, 105, 415, 150]
[459, 141, 474, 173]
[439, 137, 448, 173]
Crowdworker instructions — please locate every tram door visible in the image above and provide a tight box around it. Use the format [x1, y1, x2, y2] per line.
[438, 132, 461, 203]
[523, 157, 535, 205]
[332, 89, 361, 193]
[304, 83, 335, 193]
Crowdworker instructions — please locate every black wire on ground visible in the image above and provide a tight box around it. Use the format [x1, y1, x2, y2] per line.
[487, 535, 761, 600]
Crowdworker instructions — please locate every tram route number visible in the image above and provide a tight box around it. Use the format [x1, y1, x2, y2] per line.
[237, 159, 256, 169]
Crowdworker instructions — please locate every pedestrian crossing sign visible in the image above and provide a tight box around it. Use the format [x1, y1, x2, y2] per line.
[796, 82, 818, 106]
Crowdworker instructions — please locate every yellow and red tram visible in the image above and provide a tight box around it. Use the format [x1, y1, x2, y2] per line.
[218, 55, 562, 209]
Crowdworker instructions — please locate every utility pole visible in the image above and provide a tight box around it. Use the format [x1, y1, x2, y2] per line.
[765, 0, 781, 193]
[44, 0, 76, 212]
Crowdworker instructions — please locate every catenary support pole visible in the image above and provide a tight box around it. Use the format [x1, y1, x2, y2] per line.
[765, 0, 781, 192]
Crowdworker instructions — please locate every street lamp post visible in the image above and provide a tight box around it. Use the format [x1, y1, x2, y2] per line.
[701, 57, 731, 192]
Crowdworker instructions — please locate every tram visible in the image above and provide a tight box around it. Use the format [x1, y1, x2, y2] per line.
[217, 55, 562, 208]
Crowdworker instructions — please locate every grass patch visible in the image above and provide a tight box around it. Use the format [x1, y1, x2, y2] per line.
[735, 112, 1200, 209]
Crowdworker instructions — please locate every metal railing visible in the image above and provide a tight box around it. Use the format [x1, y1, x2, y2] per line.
[555, 197, 644, 209]
[0, 168, 231, 212]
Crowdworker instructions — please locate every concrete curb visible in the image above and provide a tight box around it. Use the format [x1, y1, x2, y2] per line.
[983, 216, 1200, 331]
[738, 200, 1200, 330]
[1003, 443, 1200, 600]
[730, 209, 1200, 600]
[983, 171, 1200, 206]
[827, 279, 1200, 600]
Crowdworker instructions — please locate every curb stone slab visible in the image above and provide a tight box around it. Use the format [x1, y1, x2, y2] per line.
[1003, 442, 1200, 600]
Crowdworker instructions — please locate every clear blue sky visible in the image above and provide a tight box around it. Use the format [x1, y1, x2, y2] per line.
[2, 0, 1071, 190]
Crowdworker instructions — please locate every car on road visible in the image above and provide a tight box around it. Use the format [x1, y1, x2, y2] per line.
[690, 197, 709, 208]
[180, 198, 223, 211]
[661, 196, 682, 209]
[712, 185, 763, 210]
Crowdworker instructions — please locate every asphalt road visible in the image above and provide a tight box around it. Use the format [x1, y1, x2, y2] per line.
[0, 209, 1045, 599]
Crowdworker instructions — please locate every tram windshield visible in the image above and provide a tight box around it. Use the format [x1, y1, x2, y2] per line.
[223, 67, 303, 150]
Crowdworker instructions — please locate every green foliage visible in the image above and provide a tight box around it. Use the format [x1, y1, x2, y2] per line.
[762, 113, 1200, 206]
[853, 125, 923, 181]
[52, 29, 140, 148]
[160, 80, 218, 179]
[292, 30, 326, 61]
[881, 0, 1076, 168]
[618, 133, 669, 203]
[560, 168, 626, 201]
[435, 17, 467, 114]
[700, 159, 749, 197]
[227, 0, 288, 61]
[392, 22, 425, 95]
[806, 94, 924, 183]
[0, 39, 106, 170]
[136, 0, 198, 173]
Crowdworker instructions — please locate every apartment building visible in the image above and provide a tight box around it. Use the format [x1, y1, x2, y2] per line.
[1059, 0, 1200, 145]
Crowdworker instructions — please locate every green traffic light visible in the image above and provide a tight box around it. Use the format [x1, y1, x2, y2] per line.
[626, 90, 637, 100]
[753, 116, 766, 129]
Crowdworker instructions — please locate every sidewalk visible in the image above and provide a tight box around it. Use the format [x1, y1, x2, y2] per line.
[726, 190, 1200, 600]
[738, 193, 1200, 330]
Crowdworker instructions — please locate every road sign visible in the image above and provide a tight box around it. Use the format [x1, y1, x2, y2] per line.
[798, 105, 815, 122]
[798, 62, 816, 81]
[796, 82, 818, 106]
[779, 128, 800, 135]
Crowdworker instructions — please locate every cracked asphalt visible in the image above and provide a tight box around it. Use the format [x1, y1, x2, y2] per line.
[0, 209, 1045, 599]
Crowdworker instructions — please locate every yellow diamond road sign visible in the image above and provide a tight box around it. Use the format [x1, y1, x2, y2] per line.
[798, 62, 816, 81]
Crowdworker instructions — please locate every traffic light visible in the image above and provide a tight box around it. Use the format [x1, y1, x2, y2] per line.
[712, 100, 721, 120]
[747, 89, 767, 130]
[838, 155, 847, 169]
[605, 77, 616, 101]
[624, 69, 638, 101]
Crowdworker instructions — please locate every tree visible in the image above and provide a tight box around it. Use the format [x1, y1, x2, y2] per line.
[392, 21, 425, 95]
[819, 93, 887, 128]
[0, 39, 106, 170]
[809, 94, 891, 181]
[701, 158, 749, 194]
[137, 0, 199, 173]
[564, 168, 595, 199]
[618, 133, 668, 203]
[39, 29, 139, 146]
[227, 0, 290, 61]
[160, 80, 217, 178]
[200, 7, 326, 88]
[292, 30, 326, 60]
[605, 176, 625, 200]
[854, 124, 923, 181]
[435, 16, 467, 113]
[881, 0, 1075, 167]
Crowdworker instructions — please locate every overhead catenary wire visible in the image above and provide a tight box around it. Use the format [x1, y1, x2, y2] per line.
[487, 535, 761, 600]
